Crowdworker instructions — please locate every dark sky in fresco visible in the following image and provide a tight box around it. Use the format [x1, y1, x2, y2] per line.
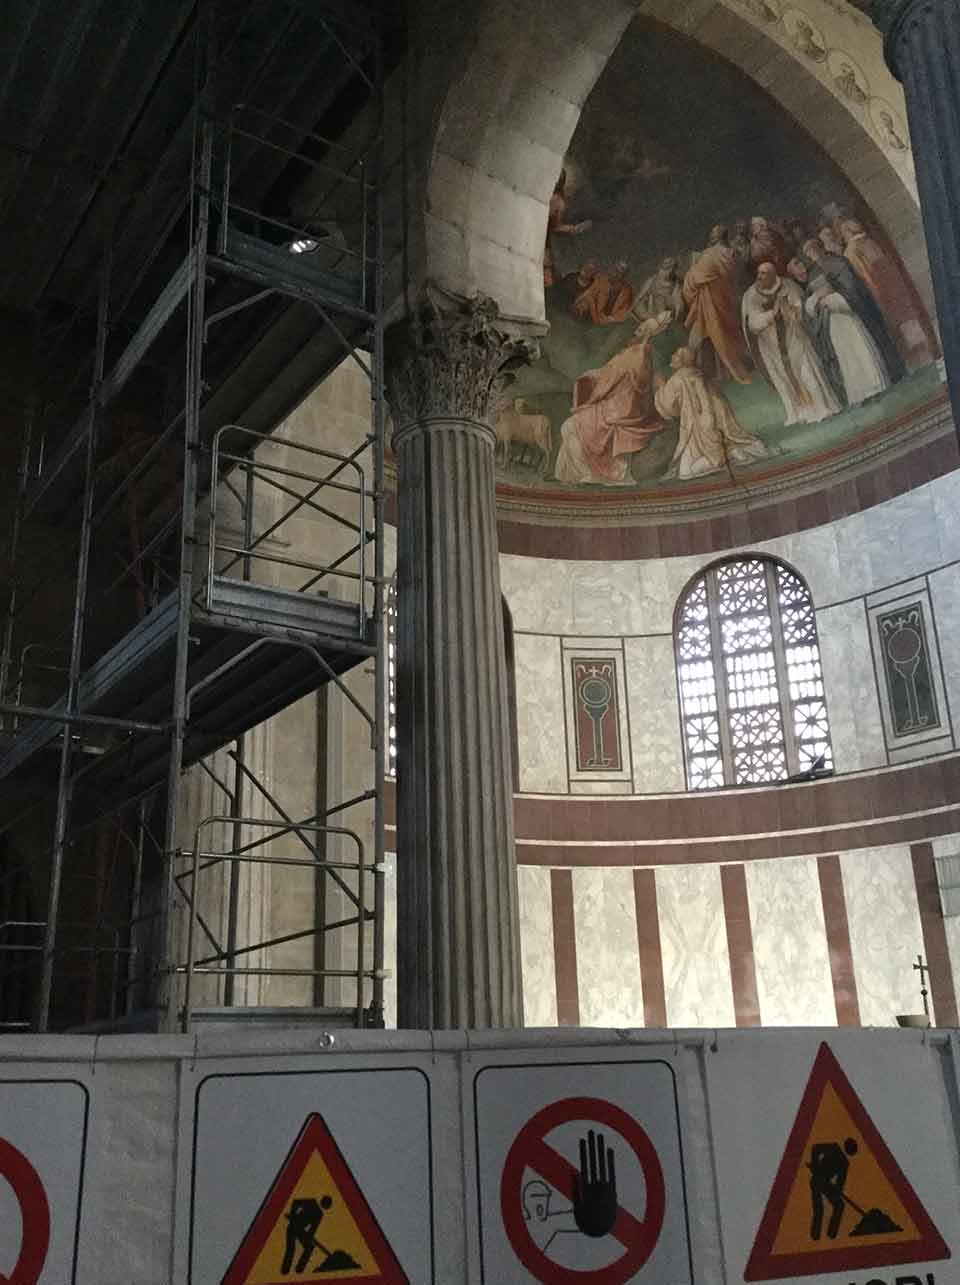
[558, 17, 870, 282]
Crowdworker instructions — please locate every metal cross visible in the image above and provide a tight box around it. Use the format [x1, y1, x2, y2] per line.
[913, 954, 931, 1018]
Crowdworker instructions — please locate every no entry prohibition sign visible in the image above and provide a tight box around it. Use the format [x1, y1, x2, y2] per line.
[0, 1135, 51, 1284]
[500, 1096, 665, 1284]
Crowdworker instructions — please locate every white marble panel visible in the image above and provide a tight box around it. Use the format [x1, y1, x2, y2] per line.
[513, 634, 567, 793]
[571, 868, 643, 1027]
[864, 483, 943, 589]
[840, 844, 925, 1026]
[816, 600, 886, 773]
[567, 564, 650, 637]
[932, 832, 960, 1018]
[830, 509, 873, 603]
[624, 636, 685, 793]
[655, 864, 736, 1028]
[745, 855, 836, 1026]
[932, 468, 960, 564]
[624, 558, 687, 636]
[518, 866, 558, 1027]
[762, 525, 842, 609]
[499, 556, 576, 635]
[929, 566, 960, 728]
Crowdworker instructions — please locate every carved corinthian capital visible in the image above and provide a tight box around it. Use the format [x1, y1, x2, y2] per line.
[385, 288, 542, 440]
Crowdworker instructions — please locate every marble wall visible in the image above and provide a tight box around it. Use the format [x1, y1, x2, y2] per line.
[656, 864, 736, 1029]
[571, 868, 642, 1026]
[840, 845, 926, 1026]
[500, 840, 960, 1034]
[745, 855, 836, 1028]
[506, 468, 960, 794]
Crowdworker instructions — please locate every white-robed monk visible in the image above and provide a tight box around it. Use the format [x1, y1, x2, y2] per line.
[654, 347, 768, 480]
[742, 262, 840, 426]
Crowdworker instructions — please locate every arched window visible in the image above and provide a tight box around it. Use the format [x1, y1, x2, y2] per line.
[675, 557, 832, 790]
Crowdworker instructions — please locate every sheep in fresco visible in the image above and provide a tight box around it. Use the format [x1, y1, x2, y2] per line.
[495, 398, 553, 472]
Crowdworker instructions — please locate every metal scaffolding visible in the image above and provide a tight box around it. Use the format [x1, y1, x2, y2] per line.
[0, 0, 388, 1033]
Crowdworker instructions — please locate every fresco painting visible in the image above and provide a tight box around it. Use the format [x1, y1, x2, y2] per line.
[498, 19, 939, 496]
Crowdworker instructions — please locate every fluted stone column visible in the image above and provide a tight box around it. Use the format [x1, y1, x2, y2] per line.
[874, 0, 960, 424]
[386, 291, 540, 1029]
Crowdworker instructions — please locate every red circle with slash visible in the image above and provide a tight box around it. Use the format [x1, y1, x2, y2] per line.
[500, 1096, 665, 1284]
[0, 1135, 50, 1284]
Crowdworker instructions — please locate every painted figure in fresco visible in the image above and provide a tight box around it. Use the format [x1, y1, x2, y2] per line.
[878, 110, 909, 152]
[573, 259, 636, 325]
[817, 224, 845, 256]
[634, 257, 685, 322]
[682, 226, 753, 383]
[553, 312, 673, 485]
[544, 169, 593, 287]
[791, 18, 827, 63]
[834, 62, 868, 106]
[653, 347, 768, 479]
[839, 220, 934, 368]
[749, 216, 790, 276]
[730, 220, 751, 265]
[742, 262, 841, 425]
[802, 238, 905, 385]
[495, 398, 553, 472]
[559, 259, 600, 311]
[787, 257, 891, 407]
[784, 218, 811, 257]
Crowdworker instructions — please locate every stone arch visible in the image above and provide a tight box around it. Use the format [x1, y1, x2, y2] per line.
[421, 0, 934, 324]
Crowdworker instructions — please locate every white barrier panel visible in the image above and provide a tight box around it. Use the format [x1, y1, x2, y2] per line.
[467, 1052, 692, 1283]
[183, 1059, 435, 1283]
[0, 1028, 956, 1283]
[707, 1031, 959, 1285]
[0, 1070, 89, 1285]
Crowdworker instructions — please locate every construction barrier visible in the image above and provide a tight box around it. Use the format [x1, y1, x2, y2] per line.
[0, 1026, 957, 1283]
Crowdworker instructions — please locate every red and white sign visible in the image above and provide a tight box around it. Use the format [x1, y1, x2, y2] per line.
[0, 1079, 88, 1285]
[708, 1034, 958, 1285]
[501, 1097, 665, 1284]
[474, 1059, 691, 1283]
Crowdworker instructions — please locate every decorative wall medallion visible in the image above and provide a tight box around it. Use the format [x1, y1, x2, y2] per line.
[732, 0, 781, 22]
[870, 98, 910, 153]
[877, 603, 940, 736]
[572, 658, 623, 772]
[866, 584, 954, 764]
[827, 49, 870, 107]
[783, 8, 828, 62]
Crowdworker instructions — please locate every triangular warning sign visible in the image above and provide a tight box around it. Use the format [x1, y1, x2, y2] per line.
[745, 1042, 950, 1280]
[222, 1113, 408, 1284]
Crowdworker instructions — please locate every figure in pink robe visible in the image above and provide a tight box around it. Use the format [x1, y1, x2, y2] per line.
[553, 313, 672, 485]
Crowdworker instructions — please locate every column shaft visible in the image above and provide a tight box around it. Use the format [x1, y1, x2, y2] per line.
[387, 292, 539, 1029]
[395, 416, 520, 1028]
[875, 0, 960, 423]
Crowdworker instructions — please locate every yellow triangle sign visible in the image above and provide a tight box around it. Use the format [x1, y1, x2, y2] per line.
[222, 1114, 408, 1284]
[745, 1043, 950, 1280]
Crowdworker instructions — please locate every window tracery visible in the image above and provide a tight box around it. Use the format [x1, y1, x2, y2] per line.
[676, 557, 832, 789]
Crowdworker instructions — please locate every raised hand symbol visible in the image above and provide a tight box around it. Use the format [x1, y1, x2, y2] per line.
[572, 1129, 618, 1238]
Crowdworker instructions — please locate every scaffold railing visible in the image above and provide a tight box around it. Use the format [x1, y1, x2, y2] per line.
[0, 0, 388, 1034]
